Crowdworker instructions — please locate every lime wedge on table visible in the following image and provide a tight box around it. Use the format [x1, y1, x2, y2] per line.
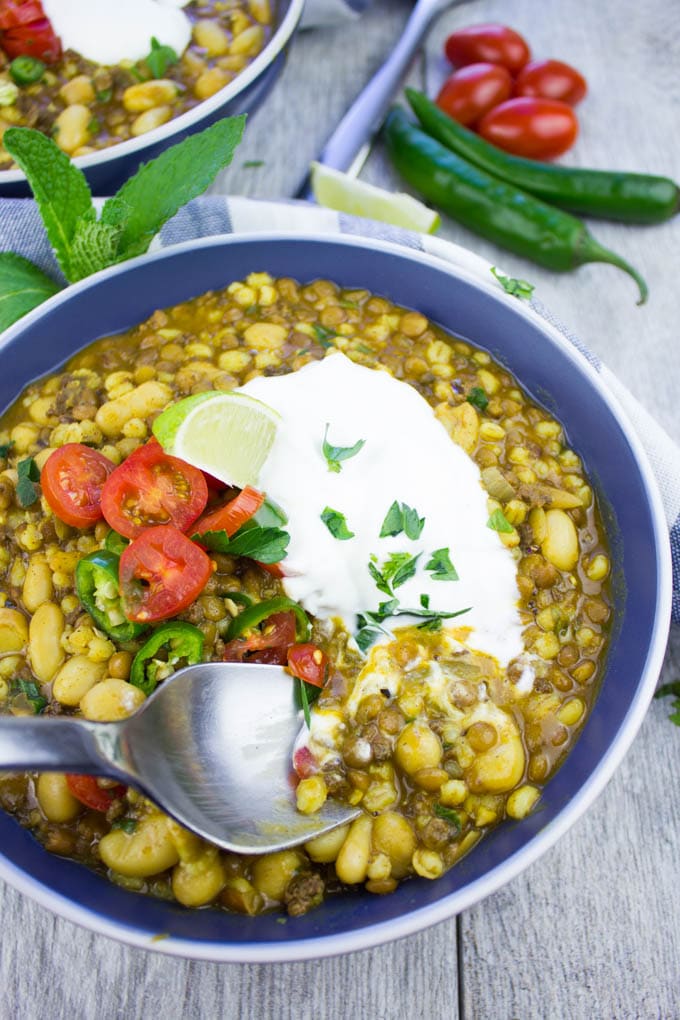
[152, 391, 280, 488]
[311, 161, 441, 234]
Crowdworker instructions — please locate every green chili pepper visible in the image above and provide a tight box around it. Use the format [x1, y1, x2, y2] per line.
[75, 551, 148, 643]
[104, 529, 129, 556]
[406, 89, 679, 226]
[224, 596, 310, 643]
[383, 107, 648, 305]
[9, 56, 46, 86]
[130, 621, 205, 696]
[223, 591, 253, 607]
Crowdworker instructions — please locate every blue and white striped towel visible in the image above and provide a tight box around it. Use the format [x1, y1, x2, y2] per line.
[1, 194, 678, 622]
[302, 0, 372, 29]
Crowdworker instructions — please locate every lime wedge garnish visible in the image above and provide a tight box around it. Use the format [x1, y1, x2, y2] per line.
[152, 390, 280, 489]
[311, 161, 441, 234]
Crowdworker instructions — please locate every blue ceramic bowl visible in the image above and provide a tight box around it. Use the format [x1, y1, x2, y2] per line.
[0, 0, 304, 197]
[0, 235, 671, 961]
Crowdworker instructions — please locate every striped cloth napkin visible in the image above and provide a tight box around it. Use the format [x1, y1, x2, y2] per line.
[302, 0, 372, 29]
[1, 194, 678, 622]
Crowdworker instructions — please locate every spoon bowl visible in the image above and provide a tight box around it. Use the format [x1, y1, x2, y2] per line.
[0, 663, 358, 854]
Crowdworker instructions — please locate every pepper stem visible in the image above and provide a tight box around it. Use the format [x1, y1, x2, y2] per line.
[582, 236, 649, 305]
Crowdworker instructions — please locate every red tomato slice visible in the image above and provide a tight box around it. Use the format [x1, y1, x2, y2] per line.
[257, 561, 284, 579]
[66, 774, 126, 813]
[0, 0, 44, 28]
[2, 16, 61, 61]
[101, 439, 208, 540]
[293, 746, 319, 779]
[41, 444, 114, 528]
[436, 63, 512, 126]
[222, 611, 296, 665]
[120, 525, 212, 623]
[444, 24, 530, 74]
[478, 97, 579, 159]
[514, 59, 587, 106]
[287, 643, 328, 688]
[193, 486, 265, 537]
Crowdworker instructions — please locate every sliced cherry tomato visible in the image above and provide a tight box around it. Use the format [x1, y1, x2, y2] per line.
[0, 0, 43, 28]
[287, 643, 328, 688]
[258, 561, 284, 579]
[444, 24, 530, 74]
[222, 610, 296, 665]
[41, 443, 114, 528]
[514, 59, 587, 106]
[193, 486, 265, 537]
[203, 471, 231, 493]
[436, 63, 512, 127]
[66, 774, 126, 813]
[120, 525, 212, 623]
[478, 97, 579, 160]
[101, 439, 208, 540]
[2, 16, 60, 62]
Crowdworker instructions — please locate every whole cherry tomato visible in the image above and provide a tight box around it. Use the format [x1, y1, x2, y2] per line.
[436, 63, 512, 127]
[478, 97, 579, 160]
[444, 24, 530, 74]
[515, 59, 587, 106]
[41, 443, 114, 528]
[120, 525, 212, 623]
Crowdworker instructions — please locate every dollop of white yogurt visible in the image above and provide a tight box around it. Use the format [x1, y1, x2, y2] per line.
[241, 353, 525, 667]
[42, 0, 192, 66]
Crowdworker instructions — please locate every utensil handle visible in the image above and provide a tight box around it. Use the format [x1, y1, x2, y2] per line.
[0, 716, 125, 777]
[298, 0, 456, 197]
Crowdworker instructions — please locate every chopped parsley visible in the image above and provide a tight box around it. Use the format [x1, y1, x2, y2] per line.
[379, 500, 425, 540]
[426, 547, 459, 582]
[355, 598, 470, 653]
[13, 679, 46, 714]
[111, 817, 137, 834]
[16, 456, 40, 507]
[434, 804, 462, 830]
[655, 681, 680, 726]
[487, 508, 514, 534]
[368, 551, 421, 597]
[145, 36, 179, 79]
[313, 324, 338, 348]
[320, 506, 355, 540]
[467, 386, 489, 412]
[322, 423, 366, 473]
[197, 521, 289, 564]
[491, 266, 535, 301]
[0, 440, 13, 458]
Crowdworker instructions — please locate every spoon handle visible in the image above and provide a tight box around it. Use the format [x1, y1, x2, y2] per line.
[0, 716, 126, 777]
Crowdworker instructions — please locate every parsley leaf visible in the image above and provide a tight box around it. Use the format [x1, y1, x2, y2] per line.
[0, 441, 13, 458]
[487, 508, 514, 534]
[420, 593, 430, 609]
[355, 626, 383, 654]
[313, 324, 337, 348]
[382, 551, 420, 589]
[368, 560, 394, 598]
[379, 500, 425, 540]
[197, 521, 289, 564]
[491, 266, 534, 301]
[322, 424, 366, 473]
[426, 547, 459, 582]
[321, 506, 355, 540]
[434, 804, 461, 830]
[16, 456, 39, 507]
[111, 817, 137, 834]
[145, 36, 179, 79]
[467, 386, 488, 412]
[655, 681, 680, 726]
[13, 679, 47, 714]
[0, 253, 60, 332]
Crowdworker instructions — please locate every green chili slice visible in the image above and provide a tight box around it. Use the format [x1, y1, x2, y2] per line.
[224, 596, 311, 643]
[75, 551, 147, 643]
[104, 529, 129, 556]
[129, 621, 205, 696]
[10, 57, 46, 86]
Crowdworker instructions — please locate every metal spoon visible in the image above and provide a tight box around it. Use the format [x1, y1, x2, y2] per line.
[299, 0, 464, 195]
[0, 663, 358, 854]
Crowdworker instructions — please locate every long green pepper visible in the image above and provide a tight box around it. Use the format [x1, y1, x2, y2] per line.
[383, 107, 648, 304]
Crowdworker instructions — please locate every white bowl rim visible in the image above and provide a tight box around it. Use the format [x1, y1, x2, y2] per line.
[0, 0, 306, 184]
[0, 230, 672, 963]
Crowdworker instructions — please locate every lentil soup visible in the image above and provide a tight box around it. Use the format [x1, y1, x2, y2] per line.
[0, 0, 275, 167]
[0, 272, 611, 917]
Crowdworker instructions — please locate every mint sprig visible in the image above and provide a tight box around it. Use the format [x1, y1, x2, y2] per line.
[0, 116, 246, 327]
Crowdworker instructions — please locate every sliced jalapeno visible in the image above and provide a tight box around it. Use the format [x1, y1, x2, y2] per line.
[224, 596, 310, 643]
[130, 621, 205, 696]
[10, 56, 46, 86]
[75, 551, 147, 643]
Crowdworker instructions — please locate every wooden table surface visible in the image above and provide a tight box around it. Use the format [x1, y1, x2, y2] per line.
[2, 1, 679, 1017]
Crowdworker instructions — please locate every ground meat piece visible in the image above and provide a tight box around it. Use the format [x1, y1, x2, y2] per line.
[284, 871, 325, 917]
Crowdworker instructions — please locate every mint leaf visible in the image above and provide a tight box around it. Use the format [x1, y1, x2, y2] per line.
[320, 506, 355, 540]
[426, 547, 459, 582]
[491, 267, 534, 301]
[467, 386, 488, 412]
[109, 115, 246, 261]
[145, 37, 179, 79]
[379, 500, 425, 540]
[69, 218, 126, 281]
[655, 681, 680, 726]
[197, 522, 289, 564]
[487, 508, 514, 534]
[322, 423, 366, 473]
[0, 252, 61, 330]
[16, 456, 40, 507]
[4, 128, 95, 281]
